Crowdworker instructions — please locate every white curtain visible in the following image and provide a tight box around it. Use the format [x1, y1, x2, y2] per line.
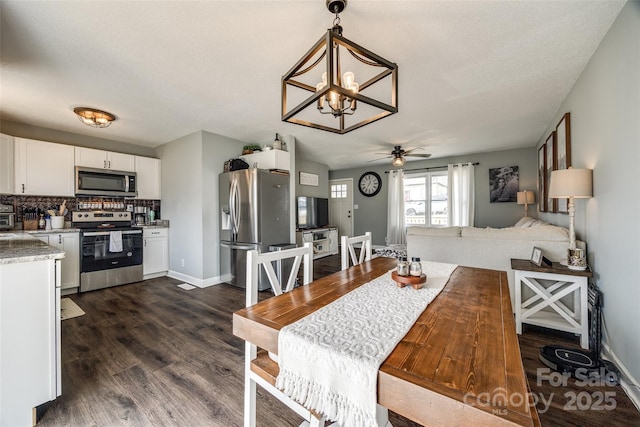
[386, 169, 406, 246]
[447, 163, 475, 227]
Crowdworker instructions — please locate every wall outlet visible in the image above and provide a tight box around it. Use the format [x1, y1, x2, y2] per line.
[181, 259, 185, 267]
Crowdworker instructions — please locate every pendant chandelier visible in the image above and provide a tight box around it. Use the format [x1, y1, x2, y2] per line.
[282, 0, 398, 134]
[73, 107, 116, 128]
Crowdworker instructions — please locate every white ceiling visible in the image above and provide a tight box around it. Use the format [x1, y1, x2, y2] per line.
[0, 1, 625, 170]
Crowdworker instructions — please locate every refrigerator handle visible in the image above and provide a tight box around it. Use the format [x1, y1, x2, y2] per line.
[232, 179, 241, 237]
[230, 178, 240, 238]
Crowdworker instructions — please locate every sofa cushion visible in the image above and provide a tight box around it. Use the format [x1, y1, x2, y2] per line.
[406, 226, 462, 237]
[513, 217, 549, 227]
[461, 225, 569, 241]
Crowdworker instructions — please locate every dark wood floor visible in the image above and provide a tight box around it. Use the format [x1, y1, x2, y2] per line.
[38, 255, 640, 426]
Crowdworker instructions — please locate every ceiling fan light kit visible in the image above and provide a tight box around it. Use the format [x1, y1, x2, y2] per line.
[282, 0, 398, 134]
[73, 107, 116, 128]
[391, 155, 406, 167]
[373, 145, 432, 166]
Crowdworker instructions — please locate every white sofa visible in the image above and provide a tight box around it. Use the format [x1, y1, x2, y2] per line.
[406, 217, 585, 311]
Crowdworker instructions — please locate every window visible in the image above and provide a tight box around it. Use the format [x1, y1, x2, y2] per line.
[404, 172, 448, 226]
[331, 184, 348, 199]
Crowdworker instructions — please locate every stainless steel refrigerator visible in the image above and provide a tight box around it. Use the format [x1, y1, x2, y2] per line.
[219, 169, 290, 290]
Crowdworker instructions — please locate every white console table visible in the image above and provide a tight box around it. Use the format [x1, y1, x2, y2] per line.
[511, 258, 593, 349]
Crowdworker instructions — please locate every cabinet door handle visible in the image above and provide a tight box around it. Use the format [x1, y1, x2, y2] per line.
[144, 239, 147, 247]
[22, 183, 25, 193]
[108, 160, 111, 169]
[104, 160, 107, 168]
[58, 235, 62, 244]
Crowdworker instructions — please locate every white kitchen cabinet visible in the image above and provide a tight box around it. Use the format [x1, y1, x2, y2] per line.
[75, 146, 135, 171]
[240, 149, 290, 171]
[33, 232, 80, 293]
[0, 258, 61, 426]
[135, 156, 161, 199]
[14, 137, 75, 197]
[0, 133, 14, 194]
[143, 227, 169, 279]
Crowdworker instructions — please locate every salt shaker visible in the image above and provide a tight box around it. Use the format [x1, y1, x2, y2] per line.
[397, 256, 409, 276]
[409, 257, 422, 277]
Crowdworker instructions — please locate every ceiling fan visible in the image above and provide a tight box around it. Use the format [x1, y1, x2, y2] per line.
[370, 145, 431, 167]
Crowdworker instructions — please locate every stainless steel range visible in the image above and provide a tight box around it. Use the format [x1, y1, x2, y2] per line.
[73, 211, 143, 292]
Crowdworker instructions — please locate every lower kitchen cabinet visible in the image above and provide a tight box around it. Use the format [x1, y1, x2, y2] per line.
[33, 232, 80, 294]
[0, 258, 61, 426]
[143, 227, 169, 279]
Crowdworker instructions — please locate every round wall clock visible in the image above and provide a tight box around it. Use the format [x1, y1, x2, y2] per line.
[358, 171, 382, 197]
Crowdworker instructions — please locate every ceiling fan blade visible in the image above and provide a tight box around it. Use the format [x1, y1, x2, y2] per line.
[402, 147, 421, 154]
[405, 153, 432, 158]
[367, 156, 392, 162]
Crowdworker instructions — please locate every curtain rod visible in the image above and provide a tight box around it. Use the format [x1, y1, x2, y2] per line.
[385, 162, 479, 174]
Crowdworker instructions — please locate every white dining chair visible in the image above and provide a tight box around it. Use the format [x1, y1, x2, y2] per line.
[243, 242, 327, 427]
[340, 231, 372, 270]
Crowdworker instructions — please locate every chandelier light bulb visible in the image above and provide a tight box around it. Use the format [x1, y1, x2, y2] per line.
[329, 91, 340, 110]
[342, 71, 355, 89]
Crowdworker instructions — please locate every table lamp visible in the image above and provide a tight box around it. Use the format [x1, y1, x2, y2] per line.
[516, 190, 535, 216]
[549, 168, 593, 269]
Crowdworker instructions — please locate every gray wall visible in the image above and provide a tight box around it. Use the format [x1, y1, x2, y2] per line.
[537, 2, 639, 397]
[158, 130, 243, 284]
[329, 147, 537, 246]
[0, 119, 157, 157]
[295, 158, 329, 198]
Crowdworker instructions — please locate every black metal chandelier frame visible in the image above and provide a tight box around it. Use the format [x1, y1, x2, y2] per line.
[281, 1, 398, 134]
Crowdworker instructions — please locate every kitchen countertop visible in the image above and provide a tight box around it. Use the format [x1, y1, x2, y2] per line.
[25, 228, 82, 234]
[0, 232, 65, 265]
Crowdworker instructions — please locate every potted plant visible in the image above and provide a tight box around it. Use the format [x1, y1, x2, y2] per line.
[242, 144, 262, 155]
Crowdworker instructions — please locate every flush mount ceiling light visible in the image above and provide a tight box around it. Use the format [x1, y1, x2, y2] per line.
[282, 0, 398, 134]
[73, 107, 116, 128]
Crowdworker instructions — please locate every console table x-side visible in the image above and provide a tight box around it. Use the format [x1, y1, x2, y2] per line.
[511, 259, 593, 349]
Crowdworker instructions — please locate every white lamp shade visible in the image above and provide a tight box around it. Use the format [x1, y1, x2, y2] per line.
[517, 191, 535, 204]
[549, 168, 593, 198]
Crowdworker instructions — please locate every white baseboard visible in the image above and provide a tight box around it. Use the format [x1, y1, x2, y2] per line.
[167, 270, 222, 288]
[601, 342, 640, 411]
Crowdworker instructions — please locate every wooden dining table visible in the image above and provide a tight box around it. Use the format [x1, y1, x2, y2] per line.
[233, 257, 540, 426]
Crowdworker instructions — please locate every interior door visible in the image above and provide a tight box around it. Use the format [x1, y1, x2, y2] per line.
[329, 178, 353, 239]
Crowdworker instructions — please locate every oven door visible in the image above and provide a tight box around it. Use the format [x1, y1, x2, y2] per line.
[81, 229, 143, 273]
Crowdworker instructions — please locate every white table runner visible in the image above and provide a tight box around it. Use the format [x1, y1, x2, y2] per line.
[276, 261, 458, 427]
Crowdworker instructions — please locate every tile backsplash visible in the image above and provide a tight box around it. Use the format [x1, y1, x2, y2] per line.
[0, 194, 160, 225]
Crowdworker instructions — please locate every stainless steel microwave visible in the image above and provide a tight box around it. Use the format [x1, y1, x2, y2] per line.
[75, 167, 137, 197]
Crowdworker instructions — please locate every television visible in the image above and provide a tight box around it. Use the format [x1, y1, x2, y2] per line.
[296, 196, 329, 229]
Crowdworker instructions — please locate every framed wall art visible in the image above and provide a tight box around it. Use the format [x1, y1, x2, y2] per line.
[545, 131, 556, 213]
[299, 171, 319, 186]
[555, 112, 572, 213]
[537, 144, 546, 212]
[489, 166, 519, 203]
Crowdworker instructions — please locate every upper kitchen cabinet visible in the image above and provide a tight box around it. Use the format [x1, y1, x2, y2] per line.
[240, 149, 290, 171]
[134, 156, 161, 200]
[75, 146, 135, 171]
[0, 134, 14, 194]
[14, 138, 75, 197]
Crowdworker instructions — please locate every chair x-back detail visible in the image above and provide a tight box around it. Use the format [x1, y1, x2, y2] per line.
[243, 242, 327, 426]
[340, 231, 372, 270]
